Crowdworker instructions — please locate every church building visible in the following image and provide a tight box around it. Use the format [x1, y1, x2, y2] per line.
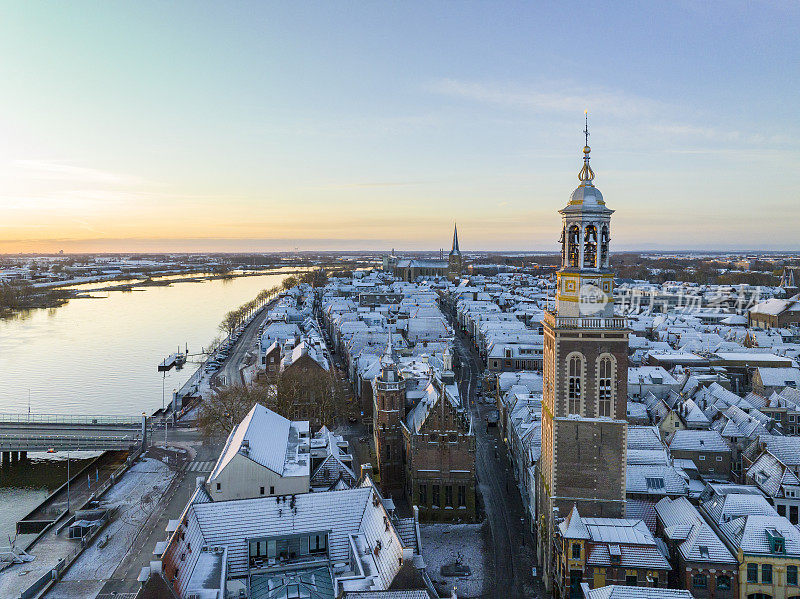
[537, 120, 630, 590]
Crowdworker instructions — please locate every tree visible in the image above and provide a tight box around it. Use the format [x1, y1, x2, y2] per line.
[196, 383, 272, 440]
[282, 275, 300, 290]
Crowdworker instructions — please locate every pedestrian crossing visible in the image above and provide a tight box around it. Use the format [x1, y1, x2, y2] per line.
[186, 460, 215, 472]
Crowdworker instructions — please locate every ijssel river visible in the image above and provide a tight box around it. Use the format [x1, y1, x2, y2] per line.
[0, 270, 293, 545]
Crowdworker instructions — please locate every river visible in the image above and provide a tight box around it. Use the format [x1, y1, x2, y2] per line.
[0, 269, 294, 545]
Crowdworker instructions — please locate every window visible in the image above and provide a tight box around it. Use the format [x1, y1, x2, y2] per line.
[762, 564, 772, 584]
[791, 505, 798, 524]
[216, 482, 221, 491]
[626, 575, 638, 586]
[385, 444, 391, 460]
[600, 226, 609, 266]
[419, 484, 427, 505]
[747, 563, 758, 583]
[598, 355, 614, 417]
[788, 566, 798, 586]
[309, 533, 327, 554]
[584, 225, 598, 268]
[445, 485, 453, 507]
[568, 355, 583, 415]
[692, 573, 708, 589]
[458, 485, 466, 507]
[260, 486, 265, 495]
[270, 486, 275, 495]
[716, 575, 731, 590]
[699, 455, 706, 461]
[572, 543, 581, 559]
[778, 504, 787, 517]
[432, 485, 440, 507]
[568, 225, 580, 268]
[645, 477, 665, 491]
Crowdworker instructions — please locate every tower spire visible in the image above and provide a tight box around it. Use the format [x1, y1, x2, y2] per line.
[578, 111, 595, 186]
[452, 223, 460, 254]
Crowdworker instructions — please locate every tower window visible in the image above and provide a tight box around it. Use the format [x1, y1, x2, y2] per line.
[568, 355, 583, 414]
[584, 225, 597, 268]
[600, 226, 609, 267]
[568, 225, 580, 268]
[598, 355, 615, 417]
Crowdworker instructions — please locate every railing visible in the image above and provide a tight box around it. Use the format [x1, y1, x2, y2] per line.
[0, 433, 141, 451]
[543, 311, 627, 330]
[0, 413, 142, 426]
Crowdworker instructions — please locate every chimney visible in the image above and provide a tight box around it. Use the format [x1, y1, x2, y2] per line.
[196, 476, 205, 489]
[361, 462, 372, 481]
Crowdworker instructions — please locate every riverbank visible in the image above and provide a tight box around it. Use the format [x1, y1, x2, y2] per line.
[0, 265, 314, 316]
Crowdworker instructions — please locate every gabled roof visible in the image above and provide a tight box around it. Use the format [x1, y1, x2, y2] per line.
[208, 404, 308, 481]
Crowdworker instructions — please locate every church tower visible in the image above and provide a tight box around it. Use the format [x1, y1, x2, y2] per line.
[537, 116, 629, 589]
[448, 223, 463, 280]
[373, 335, 407, 496]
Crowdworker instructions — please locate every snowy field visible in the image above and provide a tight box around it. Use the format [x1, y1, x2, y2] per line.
[51, 457, 176, 597]
[421, 522, 488, 598]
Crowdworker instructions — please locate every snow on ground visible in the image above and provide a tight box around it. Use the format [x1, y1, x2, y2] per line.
[421, 522, 487, 598]
[58, 457, 175, 585]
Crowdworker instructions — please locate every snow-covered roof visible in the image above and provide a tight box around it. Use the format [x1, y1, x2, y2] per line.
[208, 404, 309, 481]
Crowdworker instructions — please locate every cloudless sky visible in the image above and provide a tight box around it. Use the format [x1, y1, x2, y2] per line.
[0, 1, 798, 252]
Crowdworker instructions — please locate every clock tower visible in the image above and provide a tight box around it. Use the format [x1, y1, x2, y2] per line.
[537, 116, 629, 590]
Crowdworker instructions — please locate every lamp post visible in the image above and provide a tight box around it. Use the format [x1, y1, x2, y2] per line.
[66, 450, 70, 514]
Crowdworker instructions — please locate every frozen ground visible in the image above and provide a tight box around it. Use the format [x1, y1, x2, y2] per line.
[48, 457, 175, 597]
[421, 522, 488, 598]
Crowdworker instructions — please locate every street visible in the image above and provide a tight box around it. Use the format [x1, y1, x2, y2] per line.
[450, 316, 541, 599]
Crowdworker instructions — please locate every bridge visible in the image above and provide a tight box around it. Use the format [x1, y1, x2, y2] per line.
[0, 412, 147, 457]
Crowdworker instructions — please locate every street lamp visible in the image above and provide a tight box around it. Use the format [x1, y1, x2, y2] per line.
[66, 450, 70, 514]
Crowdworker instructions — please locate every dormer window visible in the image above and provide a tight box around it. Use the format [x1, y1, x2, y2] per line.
[766, 528, 786, 554]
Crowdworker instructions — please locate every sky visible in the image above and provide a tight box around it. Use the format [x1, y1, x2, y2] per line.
[0, 1, 798, 253]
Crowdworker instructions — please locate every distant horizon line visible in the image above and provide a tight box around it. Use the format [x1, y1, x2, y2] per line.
[3, 248, 800, 256]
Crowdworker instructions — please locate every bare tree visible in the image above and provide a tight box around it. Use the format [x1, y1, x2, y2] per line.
[196, 383, 272, 440]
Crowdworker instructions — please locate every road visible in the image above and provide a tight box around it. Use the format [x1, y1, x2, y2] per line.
[449, 311, 540, 599]
[218, 297, 277, 386]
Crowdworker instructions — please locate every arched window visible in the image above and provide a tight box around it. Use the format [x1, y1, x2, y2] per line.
[559, 226, 566, 265]
[600, 226, 609, 267]
[567, 354, 583, 414]
[597, 354, 615, 417]
[568, 225, 580, 268]
[584, 225, 597, 268]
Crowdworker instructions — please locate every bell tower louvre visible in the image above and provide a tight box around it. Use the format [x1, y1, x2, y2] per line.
[537, 115, 630, 590]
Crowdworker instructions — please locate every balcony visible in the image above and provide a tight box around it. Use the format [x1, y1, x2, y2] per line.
[543, 311, 627, 330]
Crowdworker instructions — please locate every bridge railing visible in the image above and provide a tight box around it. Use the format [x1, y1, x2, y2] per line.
[0, 433, 141, 451]
[0, 413, 142, 426]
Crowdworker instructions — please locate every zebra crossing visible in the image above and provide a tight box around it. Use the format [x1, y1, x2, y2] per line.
[186, 460, 215, 472]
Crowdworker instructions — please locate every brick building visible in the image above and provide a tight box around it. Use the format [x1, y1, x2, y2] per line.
[403, 360, 476, 522]
[538, 125, 630, 591]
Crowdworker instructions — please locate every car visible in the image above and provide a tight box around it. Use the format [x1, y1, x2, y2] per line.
[486, 410, 499, 427]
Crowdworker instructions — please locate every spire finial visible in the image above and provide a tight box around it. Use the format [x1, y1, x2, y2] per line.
[578, 111, 595, 186]
[584, 110, 589, 148]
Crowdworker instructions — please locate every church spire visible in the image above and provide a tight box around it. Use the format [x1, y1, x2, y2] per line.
[451, 223, 460, 254]
[578, 111, 595, 186]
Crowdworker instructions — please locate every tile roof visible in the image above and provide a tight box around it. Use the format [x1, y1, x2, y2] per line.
[669, 430, 730, 453]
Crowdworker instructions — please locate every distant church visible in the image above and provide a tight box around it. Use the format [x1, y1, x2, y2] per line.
[383, 225, 464, 281]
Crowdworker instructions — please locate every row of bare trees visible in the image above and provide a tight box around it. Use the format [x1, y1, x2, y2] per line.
[197, 368, 354, 440]
[218, 284, 283, 337]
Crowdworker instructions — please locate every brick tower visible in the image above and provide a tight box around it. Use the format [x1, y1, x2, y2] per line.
[373, 335, 406, 495]
[537, 115, 629, 590]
